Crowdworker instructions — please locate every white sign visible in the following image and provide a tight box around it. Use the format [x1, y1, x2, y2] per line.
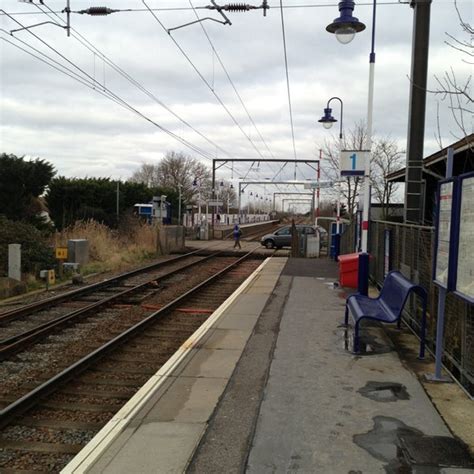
[207, 200, 223, 207]
[455, 175, 474, 300]
[304, 181, 334, 189]
[435, 181, 453, 288]
[340, 150, 369, 177]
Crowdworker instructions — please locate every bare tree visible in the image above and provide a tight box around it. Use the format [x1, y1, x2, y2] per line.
[318, 123, 404, 220]
[371, 139, 404, 220]
[319, 122, 366, 217]
[129, 163, 158, 188]
[128, 152, 211, 203]
[430, 0, 473, 144]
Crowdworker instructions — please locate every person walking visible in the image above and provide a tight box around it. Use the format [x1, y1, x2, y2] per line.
[233, 224, 242, 249]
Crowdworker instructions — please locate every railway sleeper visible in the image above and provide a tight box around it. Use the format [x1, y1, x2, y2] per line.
[58, 388, 135, 400]
[18, 417, 103, 431]
[0, 439, 84, 455]
[39, 401, 118, 413]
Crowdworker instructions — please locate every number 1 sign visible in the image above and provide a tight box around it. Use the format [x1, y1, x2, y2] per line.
[340, 150, 369, 177]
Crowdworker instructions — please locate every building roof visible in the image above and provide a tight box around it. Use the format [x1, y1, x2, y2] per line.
[386, 133, 474, 182]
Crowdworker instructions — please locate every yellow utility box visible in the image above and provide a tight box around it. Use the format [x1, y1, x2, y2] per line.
[55, 247, 68, 260]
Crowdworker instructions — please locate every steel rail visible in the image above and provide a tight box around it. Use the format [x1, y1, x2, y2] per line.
[0, 249, 206, 324]
[0, 251, 224, 359]
[0, 248, 257, 429]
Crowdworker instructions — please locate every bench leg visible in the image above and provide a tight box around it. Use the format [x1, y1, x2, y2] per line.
[419, 298, 427, 359]
[344, 305, 349, 326]
[397, 317, 402, 330]
[353, 321, 360, 354]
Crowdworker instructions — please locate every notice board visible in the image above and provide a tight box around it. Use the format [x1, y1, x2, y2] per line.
[434, 180, 455, 289]
[454, 173, 474, 302]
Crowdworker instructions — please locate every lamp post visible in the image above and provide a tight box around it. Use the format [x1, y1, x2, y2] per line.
[319, 96, 344, 260]
[326, 0, 374, 296]
[192, 177, 202, 225]
[177, 184, 182, 226]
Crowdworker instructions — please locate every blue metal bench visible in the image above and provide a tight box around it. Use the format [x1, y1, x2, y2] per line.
[344, 271, 427, 357]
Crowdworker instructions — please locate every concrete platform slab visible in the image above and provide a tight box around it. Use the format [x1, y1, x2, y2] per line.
[224, 293, 270, 316]
[90, 422, 205, 474]
[144, 376, 229, 423]
[215, 312, 260, 331]
[180, 348, 243, 378]
[201, 328, 253, 350]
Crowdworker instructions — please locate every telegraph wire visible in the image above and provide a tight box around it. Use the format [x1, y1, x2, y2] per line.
[279, 0, 298, 181]
[1, 11, 218, 160]
[188, 0, 277, 160]
[0, 3, 404, 16]
[33, 2, 236, 161]
[142, 0, 270, 162]
[187, 0, 288, 192]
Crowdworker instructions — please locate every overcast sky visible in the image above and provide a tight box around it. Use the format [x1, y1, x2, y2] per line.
[0, 0, 471, 207]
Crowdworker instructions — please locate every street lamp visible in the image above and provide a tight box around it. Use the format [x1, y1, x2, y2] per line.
[326, 0, 374, 296]
[326, 0, 365, 44]
[319, 96, 344, 260]
[318, 97, 343, 140]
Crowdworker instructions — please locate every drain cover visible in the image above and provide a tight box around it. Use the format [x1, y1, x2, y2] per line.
[399, 435, 474, 468]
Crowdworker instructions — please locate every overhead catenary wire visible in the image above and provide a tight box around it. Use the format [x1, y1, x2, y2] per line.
[1, 11, 218, 161]
[32, 2, 236, 162]
[142, 0, 270, 162]
[279, 0, 298, 180]
[0, 2, 405, 16]
[188, 0, 277, 160]
[3, 4, 324, 189]
[186, 0, 289, 192]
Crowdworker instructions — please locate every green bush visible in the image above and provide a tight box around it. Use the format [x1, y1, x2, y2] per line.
[0, 216, 55, 276]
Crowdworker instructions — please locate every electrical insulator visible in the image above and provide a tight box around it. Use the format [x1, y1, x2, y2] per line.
[77, 7, 118, 16]
[222, 3, 254, 11]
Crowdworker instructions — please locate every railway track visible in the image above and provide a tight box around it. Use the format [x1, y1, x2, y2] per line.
[0, 251, 221, 360]
[0, 251, 263, 472]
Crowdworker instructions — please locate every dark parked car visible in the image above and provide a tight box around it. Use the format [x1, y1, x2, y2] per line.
[260, 225, 328, 249]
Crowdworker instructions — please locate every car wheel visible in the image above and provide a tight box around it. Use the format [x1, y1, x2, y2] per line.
[264, 240, 275, 249]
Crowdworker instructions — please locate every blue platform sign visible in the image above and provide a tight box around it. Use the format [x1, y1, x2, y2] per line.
[340, 150, 369, 177]
[453, 172, 474, 303]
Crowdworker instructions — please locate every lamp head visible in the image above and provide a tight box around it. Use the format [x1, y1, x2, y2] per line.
[318, 107, 337, 129]
[326, 0, 365, 44]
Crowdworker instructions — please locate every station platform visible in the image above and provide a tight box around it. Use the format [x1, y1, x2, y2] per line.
[64, 255, 474, 473]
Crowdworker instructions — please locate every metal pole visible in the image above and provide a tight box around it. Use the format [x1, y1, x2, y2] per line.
[211, 159, 216, 238]
[198, 183, 202, 224]
[358, 0, 377, 296]
[178, 185, 182, 226]
[238, 183, 242, 222]
[116, 181, 120, 222]
[316, 150, 321, 227]
[429, 147, 453, 382]
[404, 0, 432, 224]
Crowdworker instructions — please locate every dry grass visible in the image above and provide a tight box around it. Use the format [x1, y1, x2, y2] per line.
[52, 219, 158, 274]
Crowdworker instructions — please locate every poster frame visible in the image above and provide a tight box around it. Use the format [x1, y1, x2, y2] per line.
[433, 177, 458, 290]
[451, 171, 474, 303]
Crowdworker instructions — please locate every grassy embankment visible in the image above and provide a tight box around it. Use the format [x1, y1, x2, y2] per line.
[52, 219, 159, 276]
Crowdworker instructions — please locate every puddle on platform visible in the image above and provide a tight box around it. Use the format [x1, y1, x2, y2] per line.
[353, 416, 474, 473]
[358, 381, 410, 402]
